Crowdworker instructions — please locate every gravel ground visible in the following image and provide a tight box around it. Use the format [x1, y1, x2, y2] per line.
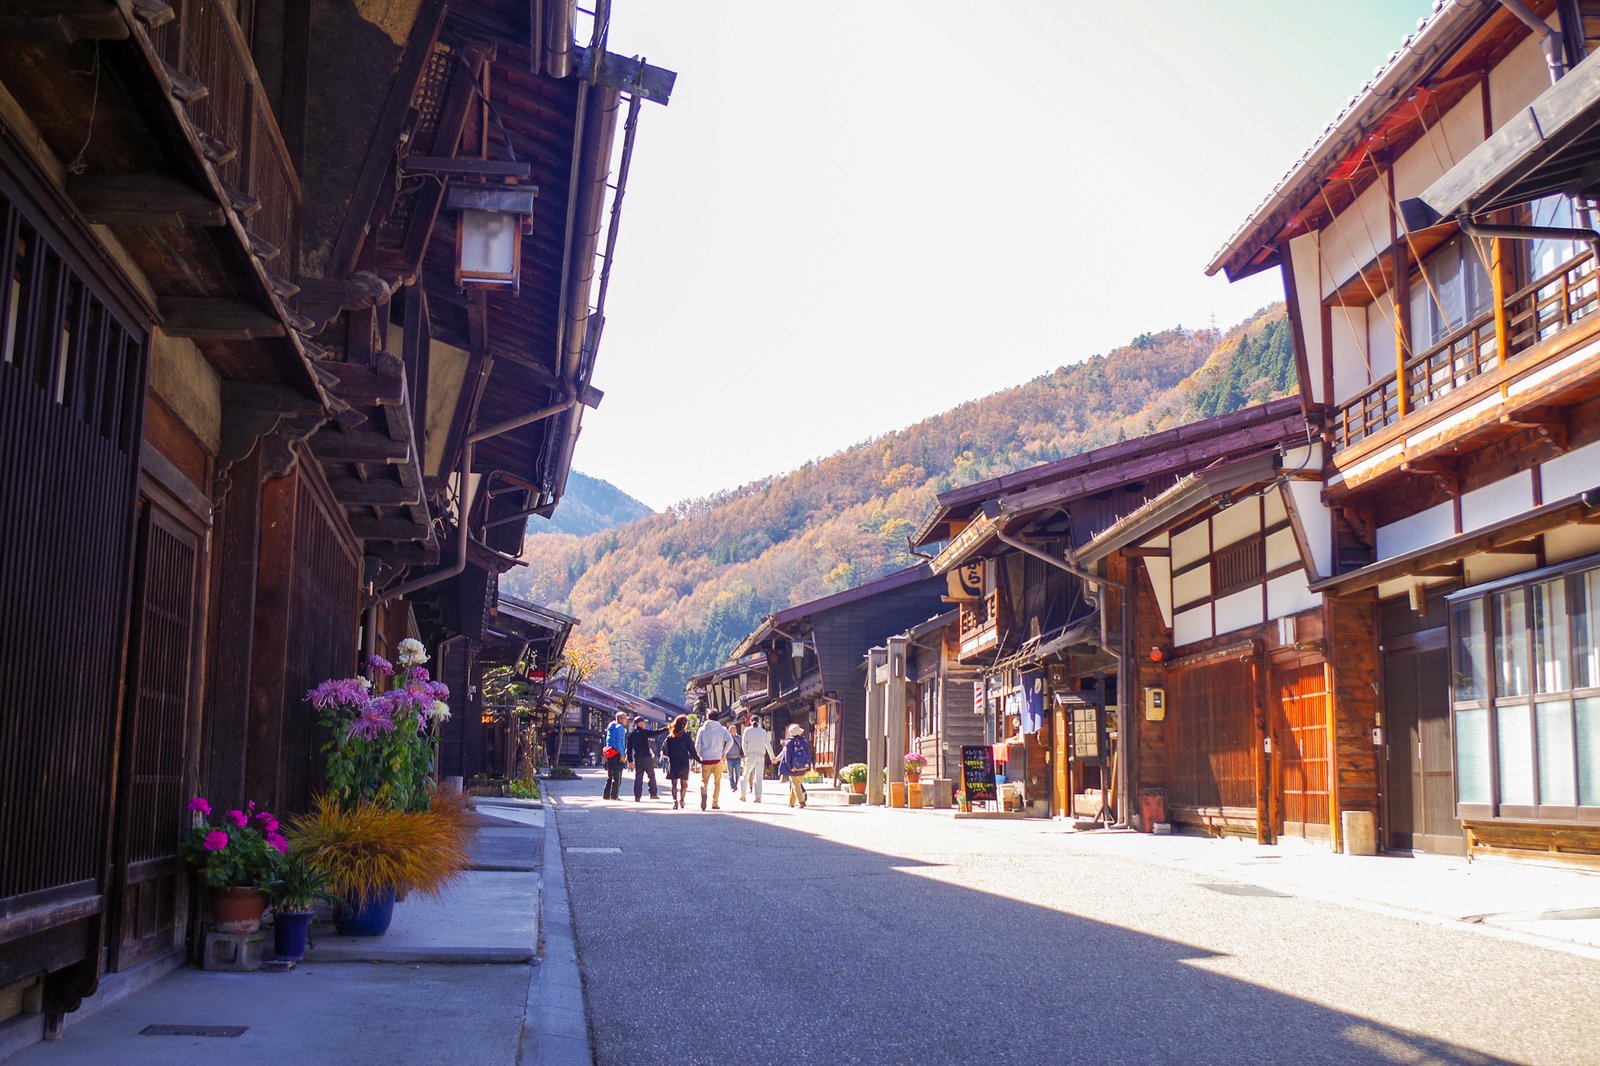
[551, 775, 1600, 1066]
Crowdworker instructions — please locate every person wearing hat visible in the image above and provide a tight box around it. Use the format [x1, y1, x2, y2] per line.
[626, 715, 666, 802]
[774, 723, 814, 809]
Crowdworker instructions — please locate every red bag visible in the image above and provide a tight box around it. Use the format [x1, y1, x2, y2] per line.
[603, 746, 618, 759]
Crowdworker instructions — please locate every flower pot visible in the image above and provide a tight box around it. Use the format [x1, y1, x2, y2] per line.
[336, 886, 397, 937]
[273, 911, 314, 961]
[904, 770, 922, 783]
[210, 886, 268, 934]
[849, 782, 865, 795]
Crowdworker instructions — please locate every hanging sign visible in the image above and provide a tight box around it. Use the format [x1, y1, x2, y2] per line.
[947, 561, 986, 601]
[961, 745, 998, 803]
[1020, 669, 1046, 734]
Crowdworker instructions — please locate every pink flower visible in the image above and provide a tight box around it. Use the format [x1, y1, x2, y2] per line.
[188, 796, 211, 816]
[255, 812, 279, 833]
[266, 832, 288, 855]
[365, 655, 395, 678]
[203, 830, 229, 852]
[410, 666, 430, 683]
[346, 702, 397, 740]
[226, 809, 248, 828]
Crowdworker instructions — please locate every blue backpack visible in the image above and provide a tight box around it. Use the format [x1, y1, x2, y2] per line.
[788, 736, 812, 772]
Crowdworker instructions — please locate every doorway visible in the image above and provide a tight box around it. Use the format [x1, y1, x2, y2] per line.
[1273, 662, 1331, 840]
[1382, 634, 1463, 854]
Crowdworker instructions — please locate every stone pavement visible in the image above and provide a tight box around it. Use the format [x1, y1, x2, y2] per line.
[3, 798, 576, 1066]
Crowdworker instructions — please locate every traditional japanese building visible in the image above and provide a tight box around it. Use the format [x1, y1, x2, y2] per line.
[863, 610, 980, 807]
[729, 565, 948, 783]
[1210, 0, 1600, 862]
[0, 0, 669, 1042]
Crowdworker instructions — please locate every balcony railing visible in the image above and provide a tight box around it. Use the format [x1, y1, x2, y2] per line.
[142, 0, 300, 275]
[1331, 250, 1599, 451]
[959, 590, 1002, 657]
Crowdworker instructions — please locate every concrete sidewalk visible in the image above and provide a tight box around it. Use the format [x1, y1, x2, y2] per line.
[871, 803, 1600, 958]
[3, 800, 576, 1066]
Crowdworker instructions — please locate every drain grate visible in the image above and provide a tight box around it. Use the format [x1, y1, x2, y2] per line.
[140, 1024, 248, 1038]
[1198, 883, 1290, 898]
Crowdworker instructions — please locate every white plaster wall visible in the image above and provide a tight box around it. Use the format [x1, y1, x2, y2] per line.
[1265, 485, 1288, 526]
[1321, 180, 1393, 295]
[1267, 572, 1321, 620]
[1331, 306, 1375, 405]
[1376, 501, 1455, 559]
[1172, 523, 1209, 571]
[1546, 523, 1600, 564]
[1461, 469, 1533, 532]
[1463, 550, 1539, 586]
[1490, 28, 1557, 130]
[1267, 527, 1301, 571]
[1215, 587, 1265, 636]
[1393, 87, 1487, 201]
[1541, 438, 1600, 502]
[1174, 605, 1213, 648]
[1285, 480, 1333, 578]
[1143, 557, 1173, 629]
[1290, 234, 1325, 404]
[1366, 302, 1396, 374]
[1174, 564, 1210, 609]
[1212, 498, 1260, 550]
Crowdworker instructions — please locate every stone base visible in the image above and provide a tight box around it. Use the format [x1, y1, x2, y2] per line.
[1342, 810, 1378, 856]
[203, 930, 268, 972]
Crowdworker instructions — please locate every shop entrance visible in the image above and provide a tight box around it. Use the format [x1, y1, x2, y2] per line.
[1382, 635, 1462, 854]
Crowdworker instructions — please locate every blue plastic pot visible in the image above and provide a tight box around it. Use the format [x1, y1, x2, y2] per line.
[273, 911, 314, 959]
[336, 887, 396, 937]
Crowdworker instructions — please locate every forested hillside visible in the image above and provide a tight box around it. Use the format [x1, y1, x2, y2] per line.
[533, 471, 653, 537]
[502, 305, 1298, 695]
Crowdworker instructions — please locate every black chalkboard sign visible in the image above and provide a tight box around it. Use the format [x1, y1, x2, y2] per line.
[961, 745, 998, 803]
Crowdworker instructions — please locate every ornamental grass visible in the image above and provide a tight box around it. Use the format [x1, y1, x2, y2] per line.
[289, 796, 469, 905]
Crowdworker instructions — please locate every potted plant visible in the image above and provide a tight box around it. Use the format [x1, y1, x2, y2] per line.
[839, 763, 869, 795]
[290, 796, 468, 937]
[903, 752, 929, 782]
[263, 852, 337, 961]
[178, 797, 287, 934]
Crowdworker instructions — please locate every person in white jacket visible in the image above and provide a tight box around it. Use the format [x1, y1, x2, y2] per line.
[738, 715, 778, 803]
[695, 715, 736, 810]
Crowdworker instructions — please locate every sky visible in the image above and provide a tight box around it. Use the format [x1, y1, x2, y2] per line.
[571, 1, 1435, 511]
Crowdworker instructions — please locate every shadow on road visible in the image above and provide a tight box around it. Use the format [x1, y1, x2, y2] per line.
[545, 776, 1517, 1066]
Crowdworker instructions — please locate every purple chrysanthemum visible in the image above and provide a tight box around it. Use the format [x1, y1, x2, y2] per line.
[365, 655, 395, 678]
[307, 677, 370, 710]
[346, 702, 397, 740]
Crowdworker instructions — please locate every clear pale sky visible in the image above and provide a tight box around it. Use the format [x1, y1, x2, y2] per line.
[573, 1, 1432, 511]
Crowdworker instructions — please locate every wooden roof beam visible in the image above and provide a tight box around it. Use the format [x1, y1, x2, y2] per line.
[159, 297, 285, 339]
[0, 1, 127, 42]
[68, 173, 225, 228]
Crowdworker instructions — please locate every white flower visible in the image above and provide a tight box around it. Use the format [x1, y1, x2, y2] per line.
[430, 701, 452, 722]
[358, 677, 373, 690]
[397, 638, 427, 666]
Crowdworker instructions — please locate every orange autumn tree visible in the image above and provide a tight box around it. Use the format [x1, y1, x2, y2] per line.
[538, 632, 611, 776]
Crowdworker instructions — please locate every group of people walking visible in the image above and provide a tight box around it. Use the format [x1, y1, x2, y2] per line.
[599, 711, 814, 810]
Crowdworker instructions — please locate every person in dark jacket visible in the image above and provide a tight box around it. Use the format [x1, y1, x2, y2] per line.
[662, 715, 699, 809]
[627, 716, 666, 802]
[774, 723, 813, 808]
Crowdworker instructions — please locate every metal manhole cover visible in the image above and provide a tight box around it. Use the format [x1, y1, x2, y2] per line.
[566, 847, 621, 854]
[141, 1025, 248, 1038]
[1198, 883, 1290, 898]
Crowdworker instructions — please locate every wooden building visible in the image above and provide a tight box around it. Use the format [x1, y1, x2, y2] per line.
[729, 565, 949, 782]
[863, 611, 981, 805]
[1210, 0, 1600, 863]
[0, 0, 669, 1041]
[685, 655, 770, 724]
[914, 401, 1313, 825]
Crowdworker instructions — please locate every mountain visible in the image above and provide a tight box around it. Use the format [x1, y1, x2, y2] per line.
[500, 305, 1298, 695]
[532, 470, 654, 538]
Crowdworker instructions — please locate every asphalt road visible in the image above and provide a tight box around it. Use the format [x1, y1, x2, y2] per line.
[549, 773, 1600, 1066]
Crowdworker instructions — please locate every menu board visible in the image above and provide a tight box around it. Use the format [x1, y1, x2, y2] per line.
[961, 745, 998, 803]
[1071, 705, 1100, 759]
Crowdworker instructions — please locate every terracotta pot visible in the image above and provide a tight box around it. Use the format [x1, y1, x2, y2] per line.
[849, 781, 866, 795]
[211, 886, 268, 934]
[904, 769, 922, 783]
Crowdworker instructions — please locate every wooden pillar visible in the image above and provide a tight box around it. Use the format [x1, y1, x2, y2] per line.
[866, 646, 886, 806]
[201, 448, 263, 809]
[1492, 237, 1510, 366]
[247, 465, 301, 809]
[1388, 164, 1411, 418]
[1251, 654, 1275, 845]
[887, 636, 908, 788]
[1323, 659, 1344, 853]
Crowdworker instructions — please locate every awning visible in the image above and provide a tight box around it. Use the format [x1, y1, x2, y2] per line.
[1077, 451, 1283, 567]
[983, 611, 1103, 674]
[1403, 48, 1600, 228]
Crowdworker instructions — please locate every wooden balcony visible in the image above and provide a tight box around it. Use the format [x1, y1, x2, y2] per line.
[1327, 250, 1600, 495]
[139, 0, 300, 276]
[1332, 251, 1599, 454]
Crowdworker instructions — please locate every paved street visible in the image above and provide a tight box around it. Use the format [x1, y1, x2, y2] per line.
[551, 773, 1600, 1066]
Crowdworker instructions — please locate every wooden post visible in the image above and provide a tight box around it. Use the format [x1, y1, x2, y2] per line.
[1388, 165, 1410, 419]
[1323, 660, 1343, 854]
[1251, 655, 1274, 845]
[1492, 237, 1509, 367]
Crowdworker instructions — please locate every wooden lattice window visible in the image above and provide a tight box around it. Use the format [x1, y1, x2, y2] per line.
[1213, 537, 1265, 598]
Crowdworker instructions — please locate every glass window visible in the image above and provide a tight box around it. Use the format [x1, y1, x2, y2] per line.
[1452, 600, 1487, 702]
[1456, 707, 1492, 806]
[1578, 698, 1600, 808]
[1528, 195, 1582, 279]
[1574, 573, 1600, 689]
[1494, 589, 1530, 698]
[1538, 702, 1577, 807]
[1532, 579, 1570, 694]
[1497, 702, 1535, 807]
[1426, 237, 1492, 343]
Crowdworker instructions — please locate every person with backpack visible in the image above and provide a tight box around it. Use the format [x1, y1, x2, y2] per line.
[775, 723, 813, 808]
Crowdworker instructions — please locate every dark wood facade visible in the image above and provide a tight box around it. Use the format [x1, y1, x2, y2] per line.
[0, 0, 666, 1040]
